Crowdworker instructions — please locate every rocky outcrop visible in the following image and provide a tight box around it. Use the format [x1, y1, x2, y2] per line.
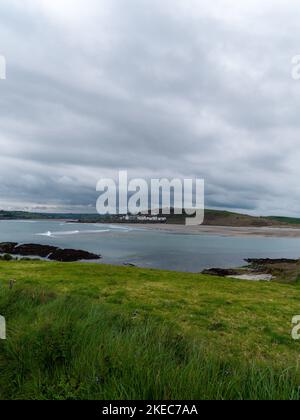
[245, 258, 299, 265]
[14, 244, 58, 258]
[48, 248, 100, 262]
[0, 242, 101, 262]
[0, 242, 18, 253]
[202, 268, 240, 277]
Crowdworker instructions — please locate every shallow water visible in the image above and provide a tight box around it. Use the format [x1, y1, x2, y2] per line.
[1, 220, 300, 272]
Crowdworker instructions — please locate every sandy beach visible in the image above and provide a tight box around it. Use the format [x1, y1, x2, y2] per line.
[125, 223, 300, 238]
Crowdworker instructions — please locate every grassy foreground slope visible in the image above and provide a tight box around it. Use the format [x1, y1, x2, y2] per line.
[0, 261, 300, 400]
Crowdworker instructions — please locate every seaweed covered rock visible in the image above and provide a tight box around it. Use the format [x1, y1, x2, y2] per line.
[48, 248, 101, 262]
[245, 258, 299, 265]
[14, 244, 58, 258]
[202, 268, 240, 277]
[0, 243, 18, 253]
[0, 242, 101, 262]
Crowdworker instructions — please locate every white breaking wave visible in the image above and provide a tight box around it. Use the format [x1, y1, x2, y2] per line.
[106, 225, 131, 231]
[36, 229, 110, 237]
[0, 220, 38, 223]
[37, 231, 53, 237]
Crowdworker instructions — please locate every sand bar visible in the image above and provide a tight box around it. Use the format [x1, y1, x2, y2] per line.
[124, 224, 300, 238]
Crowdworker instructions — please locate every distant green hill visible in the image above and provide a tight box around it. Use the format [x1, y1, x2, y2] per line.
[0, 210, 92, 221]
[164, 209, 300, 227]
[202, 210, 288, 227]
[266, 216, 300, 225]
[1, 209, 300, 227]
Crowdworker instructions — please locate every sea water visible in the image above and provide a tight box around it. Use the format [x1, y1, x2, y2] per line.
[1, 220, 300, 272]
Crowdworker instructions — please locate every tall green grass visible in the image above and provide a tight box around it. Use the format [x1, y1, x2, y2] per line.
[0, 287, 299, 400]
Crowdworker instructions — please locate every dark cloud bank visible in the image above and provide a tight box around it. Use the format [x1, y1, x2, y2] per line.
[1, 0, 300, 215]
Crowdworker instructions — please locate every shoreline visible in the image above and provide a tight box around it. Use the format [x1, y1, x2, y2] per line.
[121, 223, 300, 238]
[2, 218, 300, 238]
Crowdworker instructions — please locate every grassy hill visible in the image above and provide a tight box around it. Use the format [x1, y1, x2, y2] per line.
[0, 260, 300, 400]
[267, 216, 300, 225]
[2, 209, 300, 227]
[203, 210, 286, 227]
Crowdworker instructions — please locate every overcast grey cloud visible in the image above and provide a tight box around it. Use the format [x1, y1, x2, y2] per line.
[1, 0, 300, 215]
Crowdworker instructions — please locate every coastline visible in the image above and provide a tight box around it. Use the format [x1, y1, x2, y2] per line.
[2, 218, 300, 238]
[121, 223, 300, 238]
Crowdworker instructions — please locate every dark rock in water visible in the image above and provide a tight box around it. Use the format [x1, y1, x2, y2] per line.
[245, 258, 299, 265]
[13, 244, 58, 258]
[48, 248, 101, 262]
[0, 242, 18, 253]
[124, 263, 137, 267]
[202, 268, 240, 277]
[0, 241, 101, 262]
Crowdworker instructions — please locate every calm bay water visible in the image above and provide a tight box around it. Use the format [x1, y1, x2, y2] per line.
[1, 220, 300, 272]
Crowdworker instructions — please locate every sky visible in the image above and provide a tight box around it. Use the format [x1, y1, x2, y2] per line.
[1, 0, 300, 215]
